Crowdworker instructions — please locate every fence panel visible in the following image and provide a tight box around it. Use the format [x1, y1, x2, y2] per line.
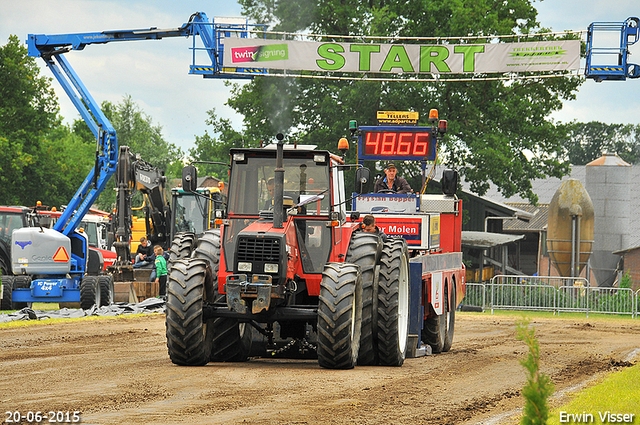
[461, 275, 638, 318]
[586, 287, 634, 317]
[463, 283, 486, 310]
[490, 283, 557, 313]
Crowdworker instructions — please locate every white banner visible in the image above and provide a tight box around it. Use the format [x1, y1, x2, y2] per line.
[223, 38, 580, 74]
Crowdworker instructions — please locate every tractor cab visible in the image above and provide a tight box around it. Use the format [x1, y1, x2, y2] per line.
[183, 142, 355, 304]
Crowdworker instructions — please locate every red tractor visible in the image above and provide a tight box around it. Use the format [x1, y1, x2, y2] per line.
[166, 125, 464, 369]
[166, 135, 415, 369]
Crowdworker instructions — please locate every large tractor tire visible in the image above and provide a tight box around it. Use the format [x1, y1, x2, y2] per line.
[442, 283, 456, 352]
[317, 262, 363, 370]
[345, 232, 382, 366]
[376, 238, 410, 366]
[165, 259, 214, 366]
[168, 232, 197, 269]
[0, 255, 11, 276]
[210, 320, 253, 362]
[188, 228, 251, 362]
[1, 275, 15, 311]
[80, 276, 101, 310]
[191, 229, 221, 277]
[422, 280, 453, 354]
[98, 275, 114, 306]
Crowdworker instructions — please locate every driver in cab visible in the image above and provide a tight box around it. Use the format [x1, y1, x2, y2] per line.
[374, 162, 412, 194]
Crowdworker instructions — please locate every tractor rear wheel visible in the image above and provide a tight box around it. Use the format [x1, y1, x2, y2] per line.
[422, 280, 449, 353]
[1, 275, 15, 310]
[98, 275, 114, 306]
[376, 239, 410, 366]
[209, 319, 253, 362]
[191, 229, 221, 277]
[317, 263, 363, 369]
[345, 232, 382, 366]
[165, 259, 214, 366]
[442, 283, 456, 352]
[168, 232, 197, 268]
[80, 276, 101, 310]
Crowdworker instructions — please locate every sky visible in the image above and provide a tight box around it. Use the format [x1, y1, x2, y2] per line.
[1, 0, 639, 154]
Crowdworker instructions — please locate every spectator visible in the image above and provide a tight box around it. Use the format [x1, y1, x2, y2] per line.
[133, 236, 155, 268]
[354, 214, 388, 243]
[374, 162, 412, 194]
[154, 245, 168, 296]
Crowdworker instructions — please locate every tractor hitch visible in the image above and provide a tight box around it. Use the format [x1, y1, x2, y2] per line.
[225, 274, 284, 314]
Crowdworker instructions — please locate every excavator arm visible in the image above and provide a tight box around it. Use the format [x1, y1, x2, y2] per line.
[112, 146, 170, 264]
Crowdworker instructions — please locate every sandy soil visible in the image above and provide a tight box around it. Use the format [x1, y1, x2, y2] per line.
[1, 312, 639, 425]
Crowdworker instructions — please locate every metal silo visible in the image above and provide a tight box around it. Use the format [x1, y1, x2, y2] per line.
[585, 153, 631, 287]
[547, 179, 594, 278]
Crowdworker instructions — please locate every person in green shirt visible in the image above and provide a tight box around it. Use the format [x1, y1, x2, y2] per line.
[154, 245, 168, 296]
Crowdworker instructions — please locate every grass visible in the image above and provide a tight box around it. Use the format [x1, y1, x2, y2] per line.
[547, 364, 640, 425]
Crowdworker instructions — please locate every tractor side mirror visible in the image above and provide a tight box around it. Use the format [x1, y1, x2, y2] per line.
[182, 165, 198, 192]
[354, 167, 371, 194]
[441, 169, 458, 196]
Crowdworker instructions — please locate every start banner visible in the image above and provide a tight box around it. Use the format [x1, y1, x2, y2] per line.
[223, 38, 580, 75]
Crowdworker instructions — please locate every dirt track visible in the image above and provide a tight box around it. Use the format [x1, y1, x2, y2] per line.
[1, 312, 639, 425]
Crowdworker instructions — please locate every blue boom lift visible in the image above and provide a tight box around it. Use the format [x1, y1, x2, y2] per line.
[2, 12, 264, 310]
[585, 16, 640, 81]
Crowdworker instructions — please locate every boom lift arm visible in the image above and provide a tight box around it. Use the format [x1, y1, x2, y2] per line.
[8, 12, 262, 308]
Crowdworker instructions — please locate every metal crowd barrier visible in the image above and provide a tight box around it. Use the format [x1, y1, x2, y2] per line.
[459, 275, 638, 318]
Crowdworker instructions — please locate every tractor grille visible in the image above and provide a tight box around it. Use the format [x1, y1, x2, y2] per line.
[236, 237, 281, 262]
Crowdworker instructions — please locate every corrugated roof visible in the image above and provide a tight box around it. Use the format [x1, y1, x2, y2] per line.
[503, 203, 548, 232]
[461, 231, 525, 249]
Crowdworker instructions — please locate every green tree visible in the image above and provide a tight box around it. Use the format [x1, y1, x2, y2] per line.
[102, 95, 182, 171]
[91, 96, 184, 210]
[562, 121, 640, 165]
[211, 0, 583, 203]
[189, 108, 244, 179]
[0, 35, 60, 205]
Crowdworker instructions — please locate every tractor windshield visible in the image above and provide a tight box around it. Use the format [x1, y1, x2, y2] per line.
[227, 152, 331, 216]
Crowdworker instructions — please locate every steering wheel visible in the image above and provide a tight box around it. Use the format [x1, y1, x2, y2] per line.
[377, 189, 396, 194]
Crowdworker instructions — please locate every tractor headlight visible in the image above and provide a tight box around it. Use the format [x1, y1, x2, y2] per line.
[238, 262, 252, 272]
[264, 263, 279, 273]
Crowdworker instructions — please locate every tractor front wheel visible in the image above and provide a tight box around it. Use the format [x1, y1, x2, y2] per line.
[317, 263, 363, 370]
[165, 259, 214, 366]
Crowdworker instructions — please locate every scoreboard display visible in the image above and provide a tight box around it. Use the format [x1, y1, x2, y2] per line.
[358, 126, 437, 161]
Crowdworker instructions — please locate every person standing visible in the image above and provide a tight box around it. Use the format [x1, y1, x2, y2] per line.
[374, 162, 412, 194]
[154, 245, 168, 296]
